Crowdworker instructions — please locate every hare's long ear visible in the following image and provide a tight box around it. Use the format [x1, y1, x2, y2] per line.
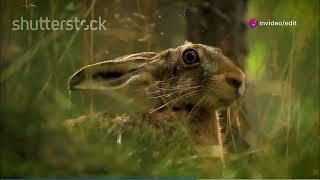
[69, 52, 157, 90]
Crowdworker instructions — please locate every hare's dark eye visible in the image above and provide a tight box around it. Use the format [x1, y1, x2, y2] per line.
[182, 49, 199, 65]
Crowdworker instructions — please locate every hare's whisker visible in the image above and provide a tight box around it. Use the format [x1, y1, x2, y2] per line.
[166, 76, 179, 81]
[147, 86, 201, 98]
[157, 78, 196, 83]
[157, 85, 201, 91]
[155, 77, 179, 83]
[149, 90, 199, 114]
[148, 91, 178, 99]
[146, 85, 201, 94]
[186, 95, 207, 121]
[158, 80, 197, 84]
[176, 80, 197, 83]
[157, 82, 198, 87]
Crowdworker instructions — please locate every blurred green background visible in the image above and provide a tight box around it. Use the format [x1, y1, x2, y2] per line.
[0, 0, 319, 178]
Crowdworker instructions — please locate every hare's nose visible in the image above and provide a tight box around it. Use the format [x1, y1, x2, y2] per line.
[226, 77, 243, 89]
[226, 71, 245, 96]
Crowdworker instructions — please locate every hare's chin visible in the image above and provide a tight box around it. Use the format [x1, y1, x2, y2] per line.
[216, 97, 236, 108]
[205, 96, 232, 109]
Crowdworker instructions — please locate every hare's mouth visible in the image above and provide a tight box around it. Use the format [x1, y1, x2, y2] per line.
[217, 97, 235, 107]
[217, 87, 244, 106]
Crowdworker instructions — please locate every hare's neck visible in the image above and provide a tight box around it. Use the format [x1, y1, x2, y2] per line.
[186, 108, 222, 146]
[148, 105, 223, 146]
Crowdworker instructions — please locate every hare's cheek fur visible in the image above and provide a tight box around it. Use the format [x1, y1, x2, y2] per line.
[199, 62, 245, 108]
[206, 74, 237, 107]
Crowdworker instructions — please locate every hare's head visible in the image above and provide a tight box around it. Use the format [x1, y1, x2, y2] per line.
[69, 41, 245, 111]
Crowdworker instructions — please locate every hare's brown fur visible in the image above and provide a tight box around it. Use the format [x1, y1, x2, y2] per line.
[68, 41, 245, 162]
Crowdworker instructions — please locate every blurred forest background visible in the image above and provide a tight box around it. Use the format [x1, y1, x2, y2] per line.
[0, 0, 319, 178]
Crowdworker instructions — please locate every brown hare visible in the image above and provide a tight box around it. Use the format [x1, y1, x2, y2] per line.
[68, 41, 245, 164]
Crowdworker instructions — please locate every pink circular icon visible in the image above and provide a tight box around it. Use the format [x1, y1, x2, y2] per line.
[248, 18, 258, 28]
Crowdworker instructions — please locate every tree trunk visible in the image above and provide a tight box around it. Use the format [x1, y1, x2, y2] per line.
[185, 0, 247, 67]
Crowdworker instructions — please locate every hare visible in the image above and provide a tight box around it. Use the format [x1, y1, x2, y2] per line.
[68, 41, 245, 164]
